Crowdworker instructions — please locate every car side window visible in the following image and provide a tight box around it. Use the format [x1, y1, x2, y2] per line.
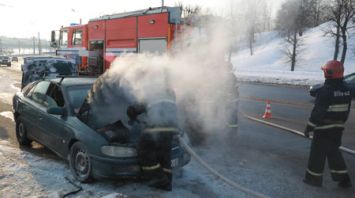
[46, 83, 65, 108]
[29, 81, 50, 105]
[23, 82, 38, 97]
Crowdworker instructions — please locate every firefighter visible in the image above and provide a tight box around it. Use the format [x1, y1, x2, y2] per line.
[127, 102, 175, 191]
[303, 60, 352, 188]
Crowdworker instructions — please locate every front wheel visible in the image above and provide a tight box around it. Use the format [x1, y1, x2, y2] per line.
[16, 119, 32, 146]
[69, 142, 93, 183]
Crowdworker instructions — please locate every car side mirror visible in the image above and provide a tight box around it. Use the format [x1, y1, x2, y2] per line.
[47, 107, 65, 116]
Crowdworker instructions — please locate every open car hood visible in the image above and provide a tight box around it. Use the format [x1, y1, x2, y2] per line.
[77, 71, 178, 144]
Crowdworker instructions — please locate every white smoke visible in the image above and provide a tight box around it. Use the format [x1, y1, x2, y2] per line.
[84, 16, 238, 142]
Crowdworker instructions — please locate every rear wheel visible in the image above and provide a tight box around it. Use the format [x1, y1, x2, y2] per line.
[69, 142, 93, 183]
[16, 119, 32, 146]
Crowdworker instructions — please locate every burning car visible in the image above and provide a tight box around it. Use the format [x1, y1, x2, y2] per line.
[12, 75, 190, 182]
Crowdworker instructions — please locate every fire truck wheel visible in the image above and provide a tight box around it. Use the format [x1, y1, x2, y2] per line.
[69, 142, 93, 183]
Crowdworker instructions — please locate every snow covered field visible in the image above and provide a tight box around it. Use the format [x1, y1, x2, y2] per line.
[232, 22, 355, 86]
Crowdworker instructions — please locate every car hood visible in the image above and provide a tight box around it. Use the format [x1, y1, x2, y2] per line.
[77, 69, 178, 142]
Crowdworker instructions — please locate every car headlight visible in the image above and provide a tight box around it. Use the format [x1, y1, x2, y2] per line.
[101, 146, 137, 158]
[309, 86, 313, 90]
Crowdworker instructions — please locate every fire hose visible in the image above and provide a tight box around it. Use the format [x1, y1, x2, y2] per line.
[62, 176, 83, 198]
[244, 114, 355, 155]
[177, 136, 270, 198]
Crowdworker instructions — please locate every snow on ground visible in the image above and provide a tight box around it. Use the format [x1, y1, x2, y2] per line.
[0, 93, 14, 105]
[0, 111, 14, 122]
[232, 22, 355, 86]
[0, 137, 241, 197]
[9, 60, 22, 72]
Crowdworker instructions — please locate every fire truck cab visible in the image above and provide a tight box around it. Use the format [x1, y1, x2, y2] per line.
[51, 7, 182, 75]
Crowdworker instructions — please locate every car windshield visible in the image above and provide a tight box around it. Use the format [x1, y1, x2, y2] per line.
[67, 85, 92, 114]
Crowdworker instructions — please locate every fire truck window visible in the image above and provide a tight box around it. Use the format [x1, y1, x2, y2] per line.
[72, 30, 83, 46]
[60, 30, 68, 47]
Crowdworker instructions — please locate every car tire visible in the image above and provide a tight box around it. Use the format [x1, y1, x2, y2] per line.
[69, 142, 93, 183]
[15, 118, 32, 146]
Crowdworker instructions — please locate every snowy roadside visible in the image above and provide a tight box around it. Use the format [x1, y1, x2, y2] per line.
[231, 22, 355, 87]
[0, 135, 241, 197]
[234, 69, 324, 86]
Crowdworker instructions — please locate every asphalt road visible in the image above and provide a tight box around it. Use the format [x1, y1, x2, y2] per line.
[239, 82, 355, 151]
[0, 67, 354, 197]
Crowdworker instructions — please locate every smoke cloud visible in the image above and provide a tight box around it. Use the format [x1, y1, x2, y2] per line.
[81, 16, 238, 142]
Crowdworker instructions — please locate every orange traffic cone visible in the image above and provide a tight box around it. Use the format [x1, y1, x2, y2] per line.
[262, 100, 272, 119]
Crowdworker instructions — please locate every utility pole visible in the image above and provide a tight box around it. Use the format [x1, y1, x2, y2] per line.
[161, 0, 164, 12]
[33, 36, 36, 55]
[18, 40, 21, 55]
[0, 38, 2, 55]
[38, 32, 42, 55]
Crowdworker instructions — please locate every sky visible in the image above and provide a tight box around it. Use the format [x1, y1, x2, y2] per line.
[0, 0, 284, 40]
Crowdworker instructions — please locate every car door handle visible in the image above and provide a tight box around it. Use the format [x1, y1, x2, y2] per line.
[39, 117, 43, 121]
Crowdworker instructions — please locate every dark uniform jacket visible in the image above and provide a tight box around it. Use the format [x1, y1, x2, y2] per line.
[307, 79, 351, 131]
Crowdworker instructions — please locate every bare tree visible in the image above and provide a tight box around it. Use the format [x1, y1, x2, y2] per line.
[327, 0, 355, 63]
[276, 0, 306, 71]
[260, 1, 273, 31]
[285, 31, 303, 71]
[302, 0, 329, 27]
[244, 0, 262, 56]
[176, 2, 201, 18]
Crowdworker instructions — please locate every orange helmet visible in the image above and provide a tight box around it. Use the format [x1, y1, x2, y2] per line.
[321, 60, 344, 79]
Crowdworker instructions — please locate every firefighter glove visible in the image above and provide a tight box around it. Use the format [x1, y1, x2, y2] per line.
[304, 125, 314, 138]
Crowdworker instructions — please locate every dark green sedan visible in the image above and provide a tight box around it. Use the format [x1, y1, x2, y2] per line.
[12, 77, 190, 182]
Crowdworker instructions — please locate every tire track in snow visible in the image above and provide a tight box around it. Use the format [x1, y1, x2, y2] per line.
[11, 82, 21, 92]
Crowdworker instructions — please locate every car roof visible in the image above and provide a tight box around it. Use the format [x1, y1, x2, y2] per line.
[49, 77, 97, 87]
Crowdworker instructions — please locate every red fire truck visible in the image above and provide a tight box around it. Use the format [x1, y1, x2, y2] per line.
[50, 6, 182, 75]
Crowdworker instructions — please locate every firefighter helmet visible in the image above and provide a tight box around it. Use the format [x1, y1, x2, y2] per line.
[321, 60, 344, 79]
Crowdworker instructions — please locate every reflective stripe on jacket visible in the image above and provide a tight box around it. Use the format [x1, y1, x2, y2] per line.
[308, 79, 351, 131]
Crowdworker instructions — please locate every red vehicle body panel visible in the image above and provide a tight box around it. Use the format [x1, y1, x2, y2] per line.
[88, 20, 106, 41]
[138, 13, 169, 38]
[55, 7, 181, 75]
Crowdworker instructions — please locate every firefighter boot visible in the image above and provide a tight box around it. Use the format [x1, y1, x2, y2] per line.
[162, 169, 172, 191]
[148, 169, 171, 191]
[303, 171, 322, 187]
[338, 175, 352, 188]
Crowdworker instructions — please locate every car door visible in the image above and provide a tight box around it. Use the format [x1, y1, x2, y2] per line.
[40, 83, 70, 157]
[23, 81, 51, 142]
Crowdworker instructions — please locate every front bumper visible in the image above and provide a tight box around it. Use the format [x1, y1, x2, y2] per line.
[90, 146, 191, 179]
